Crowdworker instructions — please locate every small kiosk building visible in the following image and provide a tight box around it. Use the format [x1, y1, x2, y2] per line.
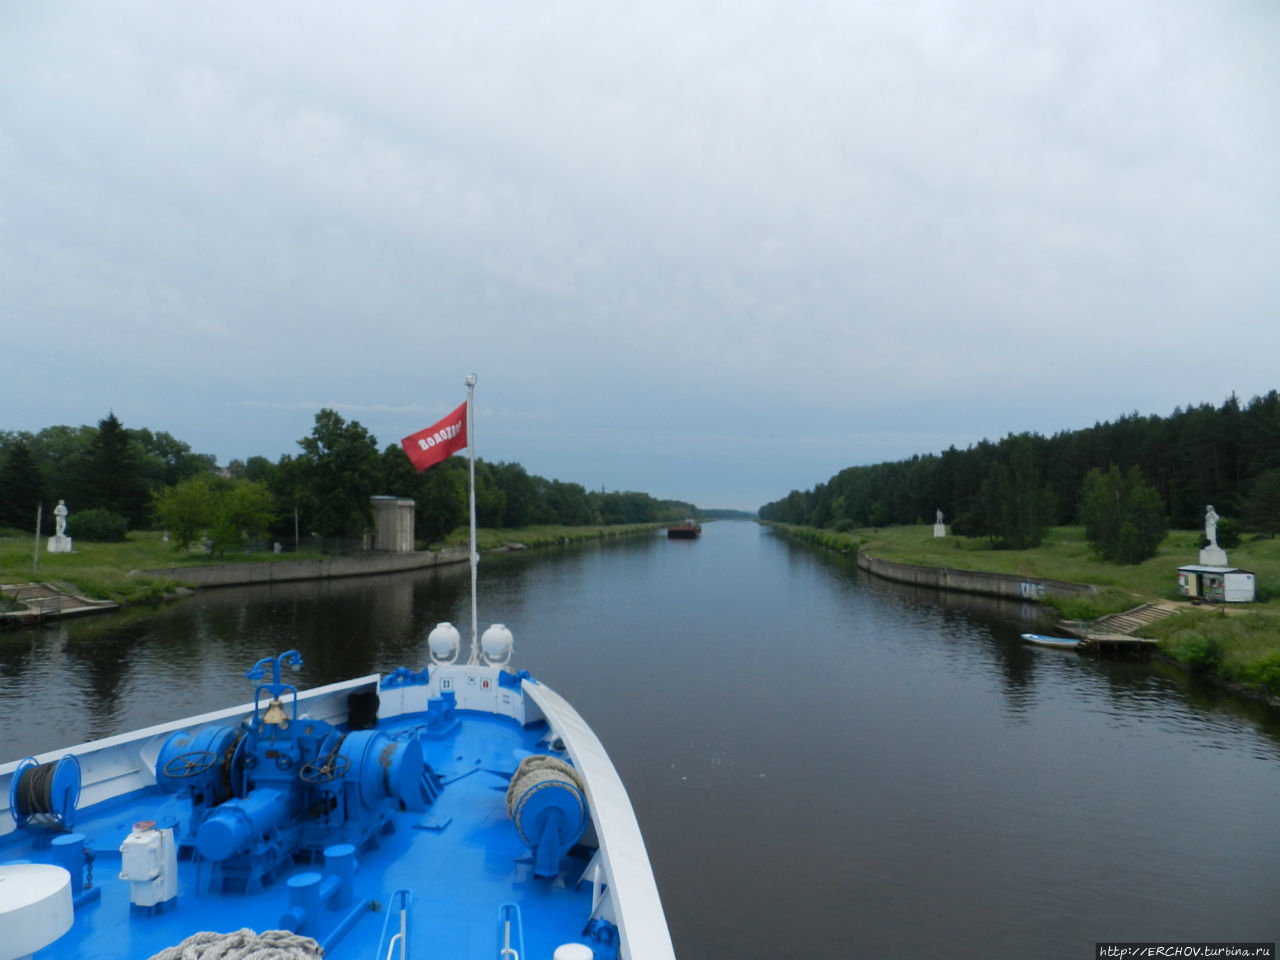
[1177, 565, 1256, 603]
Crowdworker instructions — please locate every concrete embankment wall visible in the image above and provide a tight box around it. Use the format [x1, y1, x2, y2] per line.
[142, 548, 470, 589]
[855, 551, 1095, 602]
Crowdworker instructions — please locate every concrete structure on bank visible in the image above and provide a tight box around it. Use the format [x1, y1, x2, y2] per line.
[856, 551, 1095, 602]
[143, 547, 470, 589]
[367, 496, 415, 552]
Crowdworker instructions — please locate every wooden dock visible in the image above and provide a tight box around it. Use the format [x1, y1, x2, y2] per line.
[1057, 600, 1180, 653]
[0, 583, 118, 628]
[1079, 632, 1161, 653]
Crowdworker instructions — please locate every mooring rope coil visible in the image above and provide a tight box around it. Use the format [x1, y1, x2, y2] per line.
[504, 754, 585, 822]
[146, 928, 325, 960]
[15, 761, 56, 815]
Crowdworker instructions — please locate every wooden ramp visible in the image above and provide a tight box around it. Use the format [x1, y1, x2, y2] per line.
[1089, 600, 1182, 634]
[1057, 600, 1180, 653]
[1, 583, 118, 627]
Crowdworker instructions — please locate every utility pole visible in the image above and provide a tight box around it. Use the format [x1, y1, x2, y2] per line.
[33, 503, 42, 572]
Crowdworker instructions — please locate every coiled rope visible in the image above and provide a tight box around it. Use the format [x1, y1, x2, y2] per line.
[505, 754, 585, 820]
[146, 929, 324, 960]
[15, 762, 56, 815]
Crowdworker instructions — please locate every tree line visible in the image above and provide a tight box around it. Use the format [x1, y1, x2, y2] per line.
[0, 409, 696, 551]
[759, 391, 1280, 560]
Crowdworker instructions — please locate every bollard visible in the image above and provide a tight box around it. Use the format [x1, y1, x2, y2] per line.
[281, 872, 323, 932]
[324, 844, 358, 910]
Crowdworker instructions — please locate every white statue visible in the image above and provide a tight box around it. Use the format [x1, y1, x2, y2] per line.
[48, 499, 73, 553]
[1199, 504, 1227, 566]
[936, 509, 944, 524]
[1204, 505, 1219, 548]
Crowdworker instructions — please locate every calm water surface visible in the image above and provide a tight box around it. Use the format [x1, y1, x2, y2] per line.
[3, 522, 1279, 957]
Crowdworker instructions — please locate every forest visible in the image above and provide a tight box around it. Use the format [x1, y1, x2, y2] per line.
[759, 392, 1280, 540]
[0, 409, 696, 549]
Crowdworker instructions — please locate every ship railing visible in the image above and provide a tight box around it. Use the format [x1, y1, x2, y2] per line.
[376, 888, 412, 960]
[498, 902, 525, 960]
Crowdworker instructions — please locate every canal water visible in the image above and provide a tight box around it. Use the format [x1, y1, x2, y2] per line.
[3, 521, 1278, 957]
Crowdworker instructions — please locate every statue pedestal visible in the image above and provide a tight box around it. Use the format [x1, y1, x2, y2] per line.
[1199, 545, 1228, 566]
[933, 523, 946, 538]
[47, 534, 73, 554]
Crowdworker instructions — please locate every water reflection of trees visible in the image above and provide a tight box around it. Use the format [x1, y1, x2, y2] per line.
[776, 534, 1050, 721]
[3, 562, 479, 754]
[852, 564, 1280, 753]
[171, 564, 475, 683]
[18, 528, 1280, 762]
[866, 573, 1050, 722]
[0, 628, 42, 681]
[8, 539, 665, 755]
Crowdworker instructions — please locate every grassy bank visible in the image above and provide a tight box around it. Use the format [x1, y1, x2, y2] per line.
[765, 521, 1280, 698]
[0, 529, 333, 604]
[1, 522, 667, 606]
[431, 522, 668, 552]
[2, 530, 194, 604]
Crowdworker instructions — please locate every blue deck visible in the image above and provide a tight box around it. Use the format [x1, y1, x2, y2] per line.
[5, 711, 602, 960]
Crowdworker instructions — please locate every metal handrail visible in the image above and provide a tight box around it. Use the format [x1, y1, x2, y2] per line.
[376, 889, 411, 960]
[500, 919, 519, 960]
[497, 903, 524, 960]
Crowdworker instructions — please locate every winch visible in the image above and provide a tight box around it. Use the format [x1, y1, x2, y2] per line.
[154, 651, 439, 893]
[9, 754, 80, 834]
[505, 754, 589, 877]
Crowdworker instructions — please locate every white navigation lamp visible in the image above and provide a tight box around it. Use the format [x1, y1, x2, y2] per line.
[480, 624, 514, 667]
[428, 622, 461, 665]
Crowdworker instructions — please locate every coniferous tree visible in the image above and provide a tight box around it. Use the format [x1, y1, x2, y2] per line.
[1239, 468, 1280, 538]
[71, 413, 151, 528]
[0, 441, 46, 529]
[977, 436, 1055, 549]
[759, 391, 1280, 531]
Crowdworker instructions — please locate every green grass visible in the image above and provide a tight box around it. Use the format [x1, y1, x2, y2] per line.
[0, 529, 327, 604]
[1, 530, 185, 603]
[1, 523, 668, 605]
[430, 522, 668, 552]
[770, 522, 1280, 601]
[1140, 611, 1280, 696]
[766, 521, 1280, 700]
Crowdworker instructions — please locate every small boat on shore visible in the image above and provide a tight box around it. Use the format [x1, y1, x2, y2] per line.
[1021, 633, 1084, 650]
[666, 520, 701, 539]
[0, 629, 675, 960]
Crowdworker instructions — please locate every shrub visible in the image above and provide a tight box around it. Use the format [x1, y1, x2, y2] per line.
[1165, 634, 1224, 675]
[70, 508, 129, 542]
[1080, 465, 1167, 564]
[1043, 587, 1135, 621]
[1201, 516, 1241, 550]
[1241, 654, 1280, 695]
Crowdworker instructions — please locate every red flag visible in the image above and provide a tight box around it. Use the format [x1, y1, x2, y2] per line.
[401, 402, 468, 472]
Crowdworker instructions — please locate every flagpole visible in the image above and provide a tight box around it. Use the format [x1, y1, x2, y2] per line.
[465, 373, 478, 662]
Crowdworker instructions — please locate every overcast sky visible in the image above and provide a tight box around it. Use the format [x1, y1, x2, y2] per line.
[3, 2, 1277, 511]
